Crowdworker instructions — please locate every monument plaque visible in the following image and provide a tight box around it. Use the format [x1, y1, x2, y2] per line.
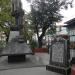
[46, 36, 70, 75]
[52, 42, 64, 63]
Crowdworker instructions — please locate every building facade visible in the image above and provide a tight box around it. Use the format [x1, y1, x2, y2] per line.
[65, 18, 75, 61]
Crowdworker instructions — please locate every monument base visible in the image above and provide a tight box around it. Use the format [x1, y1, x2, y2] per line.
[8, 55, 26, 63]
[46, 65, 71, 75]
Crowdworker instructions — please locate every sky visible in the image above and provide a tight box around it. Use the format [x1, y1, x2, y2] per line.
[21, 0, 75, 23]
[60, 0, 75, 23]
[21, 0, 31, 13]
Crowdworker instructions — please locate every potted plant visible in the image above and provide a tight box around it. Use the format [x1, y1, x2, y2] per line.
[30, 40, 38, 52]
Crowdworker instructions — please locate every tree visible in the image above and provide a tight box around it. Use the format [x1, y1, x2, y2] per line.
[0, 0, 14, 25]
[0, 0, 15, 42]
[28, 0, 73, 48]
[23, 14, 34, 43]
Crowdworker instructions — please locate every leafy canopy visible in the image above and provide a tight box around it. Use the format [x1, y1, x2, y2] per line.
[0, 0, 15, 31]
[27, 0, 73, 47]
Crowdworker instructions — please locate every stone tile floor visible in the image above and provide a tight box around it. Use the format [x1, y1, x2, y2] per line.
[0, 66, 61, 75]
[0, 53, 49, 70]
[0, 53, 62, 75]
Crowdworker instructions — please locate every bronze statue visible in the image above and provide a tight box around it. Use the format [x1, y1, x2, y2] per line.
[11, 0, 24, 39]
[11, 0, 24, 28]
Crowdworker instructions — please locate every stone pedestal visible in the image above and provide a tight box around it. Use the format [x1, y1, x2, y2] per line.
[8, 55, 26, 63]
[46, 65, 71, 75]
[46, 37, 71, 75]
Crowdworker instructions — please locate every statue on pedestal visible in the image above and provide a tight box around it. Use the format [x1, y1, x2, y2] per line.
[11, 0, 24, 42]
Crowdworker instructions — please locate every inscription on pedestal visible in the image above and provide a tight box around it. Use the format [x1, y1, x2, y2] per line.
[47, 36, 70, 75]
[50, 37, 70, 67]
[52, 42, 64, 63]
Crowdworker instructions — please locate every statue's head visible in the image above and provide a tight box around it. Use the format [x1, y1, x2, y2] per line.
[11, 0, 22, 12]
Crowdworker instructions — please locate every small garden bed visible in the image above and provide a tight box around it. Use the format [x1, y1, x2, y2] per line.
[30, 40, 48, 53]
[33, 48, 48, 53]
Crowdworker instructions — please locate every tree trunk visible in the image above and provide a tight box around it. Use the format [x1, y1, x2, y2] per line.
[36, 23, 49, 48]
[38, 29, 46, 48]
[38, 37, 42, 48]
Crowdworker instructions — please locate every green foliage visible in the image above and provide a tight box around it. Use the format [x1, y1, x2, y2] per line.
[0, 0, 10, 22]
[46, 25, 56, 35]
[23, 14, 37, 48]
[24, 13, 36, 32]
[23, 20, 34, 42]
[30, 40, 38, 49]
[0, 0, 15, 40]
[28, 0, 73, 47]
[0, 0, 15, 29]
[4, 27, 10, 38]
[0, 41, 6, 49]
[31, 0, 73, 28]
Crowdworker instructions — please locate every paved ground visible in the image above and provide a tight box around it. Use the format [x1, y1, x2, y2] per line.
[0, 52, 73, 75]
[0, 67, 61, 75]
[0, 53, 49, 70]
[0, 53, 62, 75]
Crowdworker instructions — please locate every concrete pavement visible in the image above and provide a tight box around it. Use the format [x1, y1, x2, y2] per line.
[0, 53, 49, 70]
[0, 67, 61, 75]
[0, 53, 62, 75]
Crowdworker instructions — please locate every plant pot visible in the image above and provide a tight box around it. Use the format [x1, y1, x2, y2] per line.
[33, 48, 48, 53]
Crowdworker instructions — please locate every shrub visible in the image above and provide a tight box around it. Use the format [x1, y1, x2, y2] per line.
[30, 40, 38, 49]
[0, 41, 6, 50]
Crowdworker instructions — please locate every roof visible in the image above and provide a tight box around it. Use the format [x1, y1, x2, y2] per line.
[64, 18, 75, 28]
[65, 18, 75, 24]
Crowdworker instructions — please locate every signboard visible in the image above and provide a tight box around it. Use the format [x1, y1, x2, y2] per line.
[47, 36, 70, 75]
[50, 37, 70, 67]
[52, 42, 64, 63]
